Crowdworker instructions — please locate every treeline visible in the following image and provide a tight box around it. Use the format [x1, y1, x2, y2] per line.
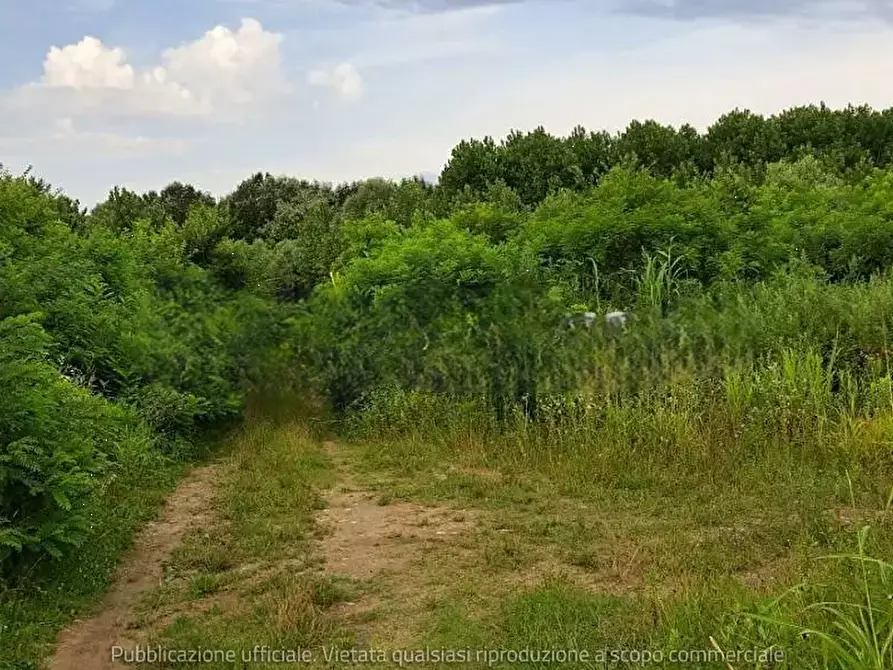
[69, 105, 893, 300]
[5, 102, 893, 579]
[439, 102, 893, 206]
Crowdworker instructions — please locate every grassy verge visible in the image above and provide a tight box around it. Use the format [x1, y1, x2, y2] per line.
[331, 398, 893, 669]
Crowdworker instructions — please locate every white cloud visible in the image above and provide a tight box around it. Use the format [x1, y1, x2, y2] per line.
[43, 37, 135, 90]
[161, 18, 287, 107]
[308, 62, 364, 101]
[18, 18, 287, 120]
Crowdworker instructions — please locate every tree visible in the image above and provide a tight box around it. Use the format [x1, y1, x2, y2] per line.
[497, 127, 585, 206]
[616, 120, 701, 179]
[89, 187, 167, 232]
[705, 109, 782, 170]
[265, 198, 343, 300]
[566, 126, 618, 186]
[341, 177, 434, 227]
[438, 137, 501, 203]
[159, 182, 216, 227]
[223, 173, 337, 241]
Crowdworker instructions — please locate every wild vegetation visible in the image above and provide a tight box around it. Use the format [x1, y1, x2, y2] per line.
[2, 102, 893, 668]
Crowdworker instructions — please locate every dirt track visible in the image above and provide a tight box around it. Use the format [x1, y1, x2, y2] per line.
[48, 464, 221, 670]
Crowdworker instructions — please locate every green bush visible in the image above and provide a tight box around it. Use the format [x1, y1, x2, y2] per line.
[0, 170, 288, 576]
[0, 315, 138, 570]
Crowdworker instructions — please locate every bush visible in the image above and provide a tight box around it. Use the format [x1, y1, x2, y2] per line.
[0, 315, 141, 571]
[0, 170, 289, 575]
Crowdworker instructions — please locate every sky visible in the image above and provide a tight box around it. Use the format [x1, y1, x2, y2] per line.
[1, 0, 892, 206]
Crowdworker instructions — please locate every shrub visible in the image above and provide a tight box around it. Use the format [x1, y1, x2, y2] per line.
[0, 315, 138, 573]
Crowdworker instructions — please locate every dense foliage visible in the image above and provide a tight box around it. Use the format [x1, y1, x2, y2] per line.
[296, 157, 893, 422]
[0, 174, 287, 578]
[5, 101, 893, 584]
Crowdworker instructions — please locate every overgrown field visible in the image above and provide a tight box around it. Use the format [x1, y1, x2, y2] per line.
[3, 103, 893, 668]
[127, 396, 892, 669]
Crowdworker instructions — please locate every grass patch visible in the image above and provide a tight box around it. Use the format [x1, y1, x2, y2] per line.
[329, 410, 893, 669]
[142, 572, 354, 670]
[27, 396, 888, 670]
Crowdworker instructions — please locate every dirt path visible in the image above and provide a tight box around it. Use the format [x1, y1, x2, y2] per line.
[48, 463, 222, 670]
[312, 442, 483, 645]
[317, 442, 475, 582]
[318, 489, 474, 580]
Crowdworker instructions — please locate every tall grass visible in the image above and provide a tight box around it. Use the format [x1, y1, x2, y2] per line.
[744, 471, 893, 670]
[331, 263, 893, 667]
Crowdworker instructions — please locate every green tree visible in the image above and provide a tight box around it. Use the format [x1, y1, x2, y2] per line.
[89, 187, 167, 233]
[566, 125, 618, 186]
[438, 137, 501, 203]
[223, 173, 335, 241]
[158, 181, 216, 227]
[617, 120, 701, 178]
[705, 109, 783, 170]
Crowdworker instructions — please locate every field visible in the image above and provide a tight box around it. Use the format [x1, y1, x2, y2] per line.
[65, 393, 891, 669]
[3, 104, 893, 669]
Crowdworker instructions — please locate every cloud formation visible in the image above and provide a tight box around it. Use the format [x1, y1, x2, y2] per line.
[0, 117, 187, 157]
[43, 37, 135, 90]
[161, 18, 287, 106]
[19, 18, 287, 120]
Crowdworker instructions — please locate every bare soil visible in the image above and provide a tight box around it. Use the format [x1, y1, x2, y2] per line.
[317, 491, 475, 580]
[316, 440, 476, 581]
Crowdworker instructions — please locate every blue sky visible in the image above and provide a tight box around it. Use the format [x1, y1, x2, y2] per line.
[1, 0, 892, 205]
